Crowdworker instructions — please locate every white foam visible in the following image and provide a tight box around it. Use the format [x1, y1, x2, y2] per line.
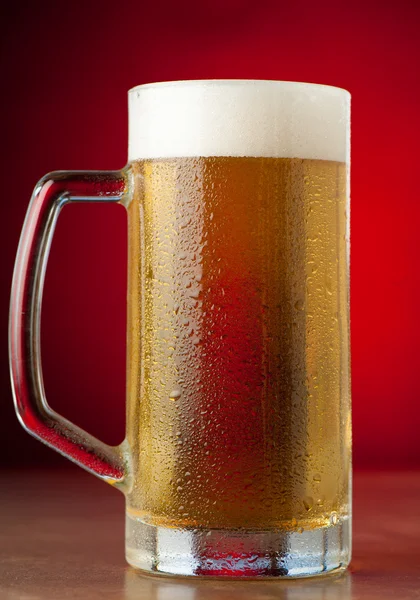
[128, 80, 350, 162]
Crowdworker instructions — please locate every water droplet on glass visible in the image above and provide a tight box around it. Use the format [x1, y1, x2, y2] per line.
[330, 512, 338, 526]
[294, 299, 304, 311]
[303, 496, 313, 511]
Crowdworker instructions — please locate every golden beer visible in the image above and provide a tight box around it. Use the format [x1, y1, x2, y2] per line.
[11, 80, 350, 576]
[126, 155, 351, 532]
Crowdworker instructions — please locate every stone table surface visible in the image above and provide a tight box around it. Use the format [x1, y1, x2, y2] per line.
[0, 469, 419, 599]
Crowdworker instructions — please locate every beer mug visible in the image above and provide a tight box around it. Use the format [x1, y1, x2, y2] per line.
[9, 80, 351, 578]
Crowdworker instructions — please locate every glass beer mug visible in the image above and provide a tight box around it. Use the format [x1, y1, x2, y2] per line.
[9, 80, 351, 578]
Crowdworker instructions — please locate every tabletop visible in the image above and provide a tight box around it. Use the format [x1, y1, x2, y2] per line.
[0, 469, 419, 600]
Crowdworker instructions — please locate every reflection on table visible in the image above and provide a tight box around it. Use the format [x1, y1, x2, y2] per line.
[125, 569, 352, 600]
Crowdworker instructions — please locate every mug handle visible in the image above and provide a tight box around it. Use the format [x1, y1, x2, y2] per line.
[9, 170, 131, 488]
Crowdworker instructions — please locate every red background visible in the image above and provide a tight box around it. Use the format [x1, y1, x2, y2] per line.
[1, 0, 419, 468]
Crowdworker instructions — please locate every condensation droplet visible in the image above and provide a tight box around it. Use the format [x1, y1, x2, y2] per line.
[330, 512, 338, 526]
[303, 496, 313, 511]
[294, 299, 304, 311]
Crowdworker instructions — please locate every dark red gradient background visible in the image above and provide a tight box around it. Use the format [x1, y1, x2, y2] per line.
[1, 0, 419, 468]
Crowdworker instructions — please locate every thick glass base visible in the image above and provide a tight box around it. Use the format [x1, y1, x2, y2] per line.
[126, 515, 350, 578]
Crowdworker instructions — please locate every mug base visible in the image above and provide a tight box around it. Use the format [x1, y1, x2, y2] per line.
[125, 514, 350, 578]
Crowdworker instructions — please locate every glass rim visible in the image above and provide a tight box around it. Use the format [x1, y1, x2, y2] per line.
[128, 79, 351, 97]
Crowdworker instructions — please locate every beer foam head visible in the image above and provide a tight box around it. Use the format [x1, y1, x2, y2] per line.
[128, 80, 350, 162]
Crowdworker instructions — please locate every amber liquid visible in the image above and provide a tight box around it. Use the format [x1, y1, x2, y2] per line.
[126, 157, 351, 531]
